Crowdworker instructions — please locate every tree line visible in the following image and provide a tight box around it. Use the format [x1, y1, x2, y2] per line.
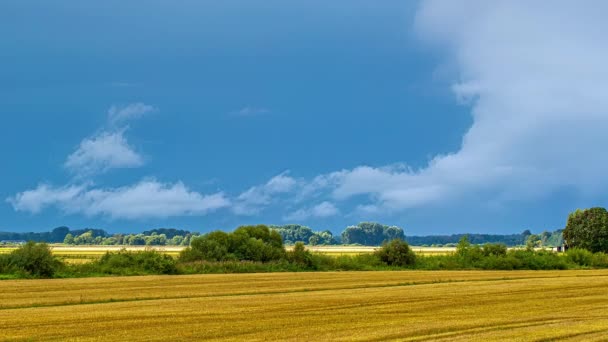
[0, 221, 574, 248]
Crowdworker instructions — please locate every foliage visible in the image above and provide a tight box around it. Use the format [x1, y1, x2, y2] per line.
[180, 225, 286, 263]
[341, 222, 405, 245]
[482, 243, 508, 257]
[142, 228, 191, 239]
[73, 249, 178, 276]
[271, 224, 336, 245]
[287, 242, 316, 268]
[405, 231, 530, 247]
[564, 207, 608, 253]
[3, 242, 62, 278]
[375, 239, 416, 266]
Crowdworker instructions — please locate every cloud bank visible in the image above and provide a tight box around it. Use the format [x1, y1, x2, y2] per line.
[8, 181, 230, 220]
[286, 1, 608, 214]
[10, 2, 608, 222]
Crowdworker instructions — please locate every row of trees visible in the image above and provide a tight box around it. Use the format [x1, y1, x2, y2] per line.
[64, 231, 198, 246]
[7, 206, 608, 251]
[341, 222, 404, 245]
[270, 224, 337, 245]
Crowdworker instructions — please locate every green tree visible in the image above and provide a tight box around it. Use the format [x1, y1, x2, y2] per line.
[341, 222, 405, 245]
[288, 242, 315, 268]
[309, 235, 320, 246]
[8, 242, 62, 278]
[563, 207, 608, 253]
[63, 233, 75, 245]
[375, 239, 416, 266]
[526, 234, 541, 251]
[74, 231, 94, 245]
[170, 235, 184, 245]
[181, 225, 286, 263]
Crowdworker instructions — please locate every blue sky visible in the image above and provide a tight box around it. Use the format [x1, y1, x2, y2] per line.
[2, 1, 606, 235]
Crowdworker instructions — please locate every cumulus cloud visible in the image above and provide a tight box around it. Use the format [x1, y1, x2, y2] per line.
[7, 184, 86, 214]
[108, 103, 155, 125]
[284, 201, 339, 221]
[233, 172, 297, 215]
[8, 180, 230, 220]
[65, 103, 155, 176]
[65, 130, 144, 176]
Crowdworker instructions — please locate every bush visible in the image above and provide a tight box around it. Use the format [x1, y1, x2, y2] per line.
[78, 249, 178, 276]
[287, 242, 316, 268]
[507, 250, 568, 270]
[592, 252, 608, 268]
[375, 239, 416, 267]
[482, 243, 507, 257]
[6, 241, 62, 278]
[566, 248, 594, 267]
[180, 225, 286, 263]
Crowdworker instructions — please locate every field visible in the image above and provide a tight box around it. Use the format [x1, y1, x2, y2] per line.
[0, 245, 454, 264]
[2, 270, 608, 341]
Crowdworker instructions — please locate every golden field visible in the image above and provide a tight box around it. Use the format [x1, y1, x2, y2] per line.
[0, 245, 453, 264]
[2, 270, 608, 341]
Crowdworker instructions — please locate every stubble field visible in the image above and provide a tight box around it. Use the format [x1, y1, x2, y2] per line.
[2, 270, 608, 341]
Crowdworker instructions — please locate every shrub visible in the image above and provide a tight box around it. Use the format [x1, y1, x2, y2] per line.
[375, 239, 416, 267]
[455, 236, 484, 267]
[566, 248, 594, 267]
[591, 252, 608, 268]
[482, 243, 508, 257]
[7, 241, 62, 278]
[84, 249, 178, 276]
[508, 250, 567, 270]
[181, 225, 286, 263]
[287, 242, 316, 268]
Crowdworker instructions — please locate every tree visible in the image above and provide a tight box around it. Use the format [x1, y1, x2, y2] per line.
[8, 242, 62, 277]
[375, 239, 416, 266]
[50, 227, 70, 243]
[288, 242, 315, 268]
[271, 224, 315, 243]
[308, 235, 320, 246]
[181, 225, 286, 263]
[63, 233, 75, 245]
[170, 235, 184, 245]
[563, 207, 608, 253]
[73, 231, 94, 245]
[526, 234, 541, 251]
[341, 222, 405, 245]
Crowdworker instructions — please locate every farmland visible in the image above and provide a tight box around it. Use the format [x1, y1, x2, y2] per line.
[2, 270, 608, 341]
[0, 245, 453, 261]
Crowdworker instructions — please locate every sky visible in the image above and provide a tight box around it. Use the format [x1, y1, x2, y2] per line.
[1, 0, 607, 235]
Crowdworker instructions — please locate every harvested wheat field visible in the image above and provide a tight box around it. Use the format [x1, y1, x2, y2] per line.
[2, 270, 608, 341]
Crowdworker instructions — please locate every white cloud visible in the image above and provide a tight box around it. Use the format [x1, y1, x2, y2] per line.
[284, 201, 339, 221]
[230, 107, 270, 117]
[8, 180, 230, 220]
[65, 130, 144, 176]
[108, 103, 155, 125]
[7, 184, 86, 214]
[65, 103, 155, 176]
[292, 1, 608, 213]
[233, 172, 297, 215]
